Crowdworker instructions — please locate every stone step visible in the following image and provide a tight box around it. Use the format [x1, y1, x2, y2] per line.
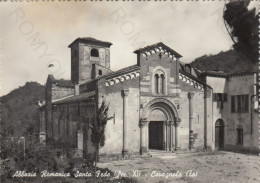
[149, 150, 177, 159]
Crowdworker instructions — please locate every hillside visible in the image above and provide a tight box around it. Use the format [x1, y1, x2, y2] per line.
[1, 82, 45, 137]
[190, 49, 257, 73]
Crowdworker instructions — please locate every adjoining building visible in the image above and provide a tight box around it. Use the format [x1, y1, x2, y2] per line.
[38, 37, 258, 156]
[198, 71, 258, 153]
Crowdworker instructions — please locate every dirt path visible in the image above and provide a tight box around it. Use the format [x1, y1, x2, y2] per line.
[98, 151, 259, 183]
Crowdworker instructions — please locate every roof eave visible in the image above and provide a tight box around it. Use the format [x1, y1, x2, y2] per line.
[68, 38, 113, 48]
[133, 42, 182, 58]
[180, 70, 212, 89]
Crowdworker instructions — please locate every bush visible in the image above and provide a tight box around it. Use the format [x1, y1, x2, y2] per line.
[0, 134, 59, 181]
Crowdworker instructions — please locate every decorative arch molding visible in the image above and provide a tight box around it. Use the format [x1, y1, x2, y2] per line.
[141, 98, 179, 121]
[149, 107, 169, 121]
[140, 46, 179, 61]
[105, 71, 140, 86]
[215, 119, 225, 126]
[152, 66, 167, 75]
[179, 73, 204, 91]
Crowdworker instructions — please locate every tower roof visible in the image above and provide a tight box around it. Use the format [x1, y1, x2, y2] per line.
[68, 37, 113, 48]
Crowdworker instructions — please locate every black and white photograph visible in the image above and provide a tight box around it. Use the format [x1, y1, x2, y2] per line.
[0, 0, 259, 182]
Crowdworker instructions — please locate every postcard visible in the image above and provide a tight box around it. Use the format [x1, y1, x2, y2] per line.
[0, 1, 258, 183]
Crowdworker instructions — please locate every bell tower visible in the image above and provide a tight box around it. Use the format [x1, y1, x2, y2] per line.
[69, 37, 113, 84]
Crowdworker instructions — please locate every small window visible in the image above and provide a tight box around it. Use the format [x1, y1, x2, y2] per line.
[98, 70, 102, 76]
[91, 48, 99, 57]
[160, 74, 165, 94]
[185, 64, 191, 74]
[237, 129, 243, 145]
[153, 69, 166, 95]
[154, 74, 159, 94]
[217, 93, 222, 101]
[213, 93, 227, 102]
[232, 95, 249, 113]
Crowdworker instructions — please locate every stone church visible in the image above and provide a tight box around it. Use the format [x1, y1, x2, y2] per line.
[38, 37, 258, 156]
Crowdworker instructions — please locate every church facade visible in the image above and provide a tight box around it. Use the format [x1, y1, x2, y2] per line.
[38, 37, 258, 156]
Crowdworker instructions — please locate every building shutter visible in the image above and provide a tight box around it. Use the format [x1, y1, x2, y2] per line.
[217, 93, 222, 101]
[224, 93, 227, 102]
[245, 95, 249, 112]
[237, 95, 241, 112]
[231, 96, 236, 113]
[213, 93, 217, 102]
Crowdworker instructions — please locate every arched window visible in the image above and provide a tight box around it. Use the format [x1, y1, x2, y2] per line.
[153, 69, 166, 95]
[185, 64, 191, 74]
[154, 74, 159, 94]
[160, 74, 165, 94]
[90, 48, 99, 57]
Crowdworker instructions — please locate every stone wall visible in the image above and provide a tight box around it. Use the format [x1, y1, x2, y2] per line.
[70, 42, 111, 83]
[206, 74, 258, 153]
[92, 64, 111, 79]
[137, 51, 213, 151]
[100, 77, 140, 154]
[224, 74, 258, 152]
[52, 84, 74, 101]
[139, 52, 179, 97]
[51, 100, 96, 155]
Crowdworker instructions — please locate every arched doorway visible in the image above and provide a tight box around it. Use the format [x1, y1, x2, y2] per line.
[141, 98, 179, 151]
[148, 109, 167, 150]
[215, 119, 224, 149]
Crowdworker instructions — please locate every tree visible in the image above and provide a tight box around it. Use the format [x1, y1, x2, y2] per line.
[90, 101, 112, 180]
[223, 0, 258, 63]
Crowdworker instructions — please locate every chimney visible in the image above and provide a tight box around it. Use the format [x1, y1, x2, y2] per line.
[74, 83, 80, 95]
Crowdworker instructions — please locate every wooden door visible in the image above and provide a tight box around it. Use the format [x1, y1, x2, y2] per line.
[215, 120, 224, 149]
[149, 121, 163, 150]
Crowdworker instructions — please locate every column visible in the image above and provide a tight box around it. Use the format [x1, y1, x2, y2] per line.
[174, 118, 181, 151]
[204, 87, 207, 149]
[158, 77, 162, 94]
[167, 121, 170, 151]
[77, 130, 83, 158]
[170, 121, 174, 151]
[188, 92, 195, 150]
[163, 121, 167, 150]
[122, 89, 129, 157]
[139, 119, 148, 155]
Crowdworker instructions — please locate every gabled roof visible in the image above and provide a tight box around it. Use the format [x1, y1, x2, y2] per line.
[134, 42, 182, 58]
[101, 65, 140, 80]
[199, 71, 229, 78]
[179, 70, 212, 88]
[53, 91, 95, 105]
[80, 64, 140, 86]
[200, 71, 256, 78]
[68, 37, 113, 48]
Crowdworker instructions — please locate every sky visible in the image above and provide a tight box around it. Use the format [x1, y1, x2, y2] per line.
[0, 1, 258, 96]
